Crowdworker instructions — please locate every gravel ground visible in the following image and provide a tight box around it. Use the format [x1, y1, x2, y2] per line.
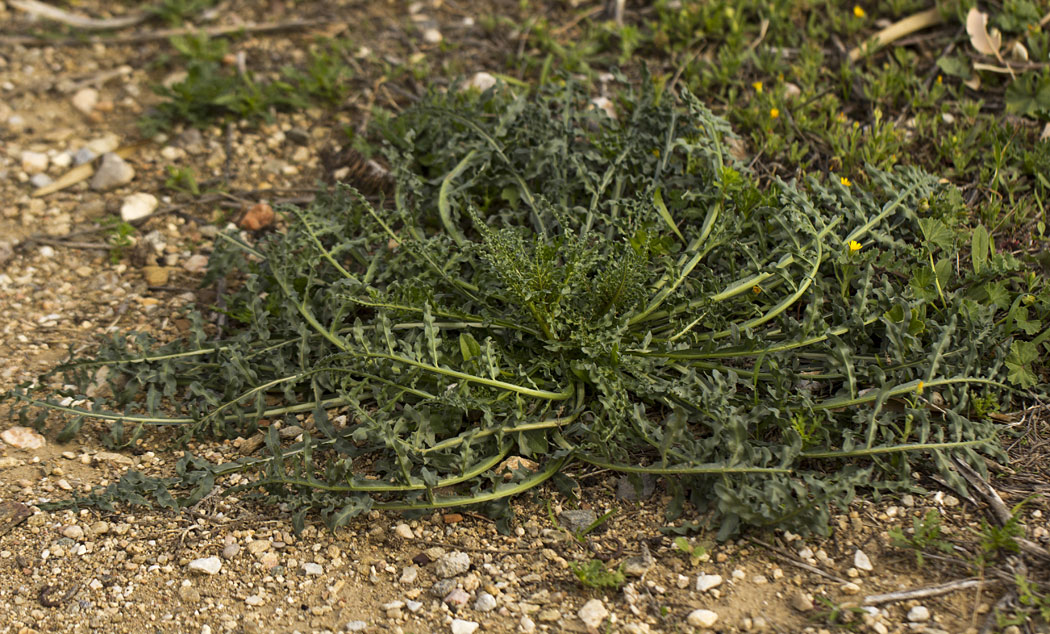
[1, 1, 1048, 633]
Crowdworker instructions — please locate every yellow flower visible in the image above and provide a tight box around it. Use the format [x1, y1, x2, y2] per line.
[752, 81, 763, 94]
[916, 380, 924, 394]
[752, 285, 762, 294]
[770, 107, 780, 119]
[652, 149, 661, 157]
[848, 240, 862, 252]
[936, 74, 943, 85]
[840, 176, 852, 187]
[853, 5, 866, 18]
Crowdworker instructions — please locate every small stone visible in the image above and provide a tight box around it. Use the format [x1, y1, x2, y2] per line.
[90, 153, 135, 191]
[789, 590, 814, 612]
[344, 621, 368, 632]
[450, 619, 479, 634]
[187, 556, 222, 575]
[731, 569, 747, 581]
[558, 509, 597, 534]
[444, 588, 470, 606]
[474, 591, 497, 612]
[394, 523, 414, 540]
[590, 97, 617, 120]
[73, 148, 96, 166]
[86, 134, 120, 154]
[90, 521, 109, 535]
[622, 542, 654, 577]
[142, 266, 170, 286]
[52, 152, 72, 168]
[178, 585, 200, 603]
[29, 173, 53, 189]
[247, 539, 271, 555]
[405, 599, 422, 613]
[72, 88, 99, 115]
[578, 599, 608, 629]
[423, 28, 443, 44]
[841, 582, 861, 595]
[853, 549, 873, 572]
[465, 72, 497, 92]
[183, 254, 209, 273]
[245, 595, 264, 606]
[301, 562, 323, 575]
[399, 565, 418, 585]
[519, 616, 536, 632]
[686, 609, 719, 628]
[907, 606, 930, 622]
[238, 202, 275, 231]
[1, 427, 46, 450]
[222, 543, 240, 559]
[62, 525, 84, 540]
[240, 619, 262, 634]
[120, 192, 158, 222]
[435, 551, 471, 578]
[432, 578, 457, 597]
[21, 151, 48, 174]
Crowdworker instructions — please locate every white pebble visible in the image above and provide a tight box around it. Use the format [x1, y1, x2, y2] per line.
[466, 72, 497, 92]
[686, 609, 719, 628]
[854, 549, 873, 572]
[72, 88, 99, 115]
[450, 619, 479, 634]
[21, 151, 48, 174]
[423, 28, 443, 44]
[187, 556, 222, 575]
[907, 605, 930, 622]
[696, 574, 723, 592]
[578, 599, 609, 628]
[301, 562, 323, 575]
[120, 192, 158, 222]
[474, 591, 497, 612]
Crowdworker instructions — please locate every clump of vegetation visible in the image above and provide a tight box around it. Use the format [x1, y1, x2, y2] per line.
[889, 509, 955, 567]
[570, 559, 626, 589]
[11, 79, 1046, 537]
[140, 33, 353, 136]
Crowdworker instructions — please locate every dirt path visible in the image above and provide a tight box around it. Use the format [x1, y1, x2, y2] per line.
[1, 2, 1048, 633]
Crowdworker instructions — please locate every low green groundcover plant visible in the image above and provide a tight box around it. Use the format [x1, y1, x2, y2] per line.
[11, 79, 1046, 538]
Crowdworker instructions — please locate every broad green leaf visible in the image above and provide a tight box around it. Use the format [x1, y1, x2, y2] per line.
[653, 187, 685, 243]
[919, 218, 954, 252]
[459, 332, 481, 362]
[971, 224, 989, 275]
[1005, 341, 1039, 388]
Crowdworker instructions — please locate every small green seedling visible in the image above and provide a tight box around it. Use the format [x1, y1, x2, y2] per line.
[570, 559, 626, 589]
[101, 217, 136, 264]
[889, 509, 954, 567]
[165, 165, 200, 196]
[672, 537, 710, 566]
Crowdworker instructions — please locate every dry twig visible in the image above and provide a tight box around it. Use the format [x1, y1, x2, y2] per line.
[10, 0, 146, 30]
